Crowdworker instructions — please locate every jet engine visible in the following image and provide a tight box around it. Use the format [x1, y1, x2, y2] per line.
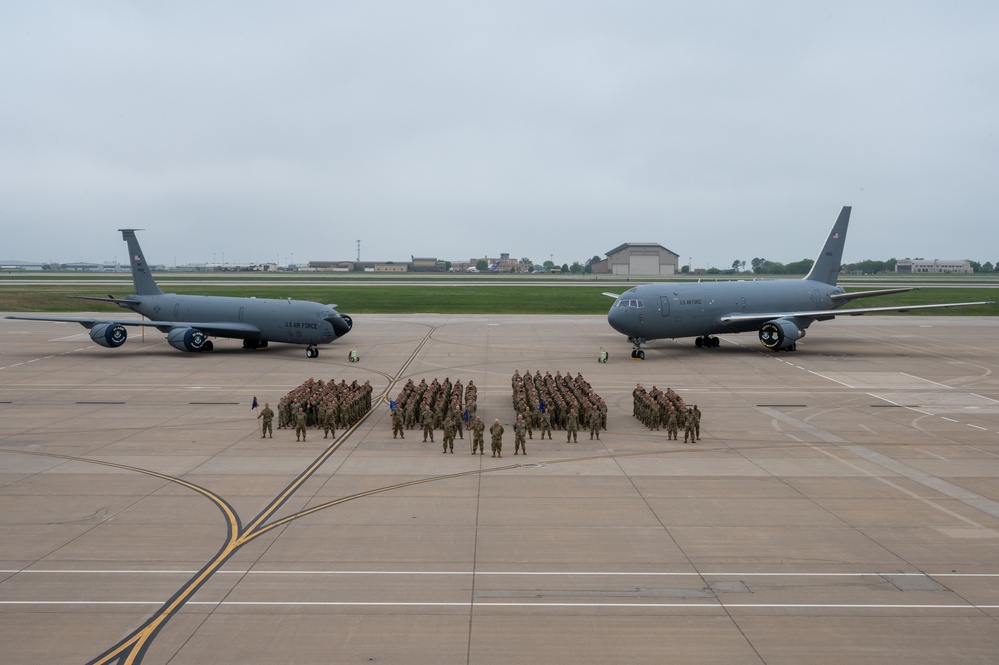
[759, 318, 805, 351]
[167, 327, 208, 352]
[90, 322, 127, 348]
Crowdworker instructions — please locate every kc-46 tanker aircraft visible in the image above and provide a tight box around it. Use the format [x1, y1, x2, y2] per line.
[606, 207, 993, 359]
[7, 229, 352, 357]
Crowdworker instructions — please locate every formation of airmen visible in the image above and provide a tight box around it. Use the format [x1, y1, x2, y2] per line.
[633, 384, 701, 442]
[511, 370, 607, 442]
[388, 372, 608, 455]
[391, 377, 477, 452]
[258, 375, 702, 450]
[272, 377, 373, 441]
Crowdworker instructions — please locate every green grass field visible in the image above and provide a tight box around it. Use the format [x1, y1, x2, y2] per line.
[0, 278, 995, 315]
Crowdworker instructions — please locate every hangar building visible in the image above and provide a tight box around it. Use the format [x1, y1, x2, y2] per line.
[590, 243, 681, 275]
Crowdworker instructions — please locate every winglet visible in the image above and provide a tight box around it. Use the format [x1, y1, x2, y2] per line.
[804, 206, 851, 286]
[119, 229, 164, 296]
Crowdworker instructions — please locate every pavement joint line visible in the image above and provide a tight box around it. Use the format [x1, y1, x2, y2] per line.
[1, 600, 997, 610]
[4, 569, 998, 577]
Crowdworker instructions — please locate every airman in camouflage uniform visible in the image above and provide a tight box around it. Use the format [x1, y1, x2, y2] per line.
[421, 405, 435, 442]
[257, 402, 274, 438]
[322, 403, 336, 439]
[471, 416, 486, 455]
[391, 407, 405, 439]
[442, 416, 456, 453]
[513, 415, 527, 455]
[566, 408, 578, 443]
[489, 419, 504, 458]
[294, 407, 308, 442]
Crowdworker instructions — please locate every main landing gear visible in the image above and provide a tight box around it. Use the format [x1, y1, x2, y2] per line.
[695, 335, 720, 348]
[306, 345, 319, 358]
[629, 337, 647, 360]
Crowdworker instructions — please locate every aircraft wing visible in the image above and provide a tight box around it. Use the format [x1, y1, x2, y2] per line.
[5, 315, 261, 336]
[828, 287, 916, 302]
[67, 295, 143, 305]
[719, 300, 994, 325]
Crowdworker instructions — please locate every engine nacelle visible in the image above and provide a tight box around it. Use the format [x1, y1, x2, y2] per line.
[759, 318, 805, 350]
[167, 327, 208, 352]
[90, 323, 128, 348]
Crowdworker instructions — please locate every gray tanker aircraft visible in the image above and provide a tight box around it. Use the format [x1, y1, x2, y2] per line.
[7, 229, 352, 357]
[606, 206, 993, 359]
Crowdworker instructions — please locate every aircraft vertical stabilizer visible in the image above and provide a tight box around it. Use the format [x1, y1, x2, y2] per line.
[119, 229, 165, 296]
[804, 206, 851, 285]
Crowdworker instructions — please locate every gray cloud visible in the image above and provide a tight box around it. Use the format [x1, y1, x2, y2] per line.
[2, 2, 997, 268]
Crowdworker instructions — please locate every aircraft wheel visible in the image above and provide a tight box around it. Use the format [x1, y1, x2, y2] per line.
[636, 350, 645, 360]
[695, 337, 703, 348]
[711, 337, 720, 348]
[203, 341, 214, 352]
[306, 346, 318, 358]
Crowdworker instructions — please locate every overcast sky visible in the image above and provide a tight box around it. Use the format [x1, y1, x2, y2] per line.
[2, 2, 997, 269]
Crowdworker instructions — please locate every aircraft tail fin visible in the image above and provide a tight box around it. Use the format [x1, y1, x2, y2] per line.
[804, 206, 851, 286]
[119, 229, 164, 296]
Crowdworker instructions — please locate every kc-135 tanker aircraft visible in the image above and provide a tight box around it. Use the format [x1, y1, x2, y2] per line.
[606, 206, 993, 359]
[7, 229, 352, 357]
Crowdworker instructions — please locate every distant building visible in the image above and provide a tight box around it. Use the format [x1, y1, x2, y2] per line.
[895, 259, 972, 274]
[309, 261, 356, 271]
[469, 254, 524, 272]
[0, 260, 48, 271]
[371, 263, 407, 273]
[590, 243, 680, 275]
[411, 257, 446, 272]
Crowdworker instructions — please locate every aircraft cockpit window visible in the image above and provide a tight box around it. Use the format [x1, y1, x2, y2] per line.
[616, 299, 644, 308]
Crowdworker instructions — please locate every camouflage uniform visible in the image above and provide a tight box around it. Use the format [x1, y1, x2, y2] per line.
[471, 417, 485, 455]
[322, 405, 336, 439]
[566, 409, 578, 443]
[257, 404, 274, 438]
[442, 417, 456, 453]
[539, 410, 552, 439]
[392, 409, 405, 439]
[421, 406, 435, 442]
[489, 420, 504, 458]
[513, 416, 527, 455]
[294, 408, 308, 442]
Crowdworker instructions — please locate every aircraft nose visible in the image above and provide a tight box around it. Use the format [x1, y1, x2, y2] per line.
[328, 314, 352, 337]
[607, 304, 627, 334]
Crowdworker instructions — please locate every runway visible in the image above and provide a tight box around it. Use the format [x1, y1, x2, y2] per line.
[1, 313, 998, 664]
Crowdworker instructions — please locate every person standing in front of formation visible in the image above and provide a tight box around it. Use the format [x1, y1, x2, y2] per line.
[442, 416, 456, 454]
[258, 402, 274, 439]
[490, 419, 504, 458]
[471, 416, 485, 455]
[513, 414, 527, 455]
[294, 407, 308, 442]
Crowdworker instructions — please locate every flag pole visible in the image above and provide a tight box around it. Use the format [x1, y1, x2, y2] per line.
[251, 395, 261, 436]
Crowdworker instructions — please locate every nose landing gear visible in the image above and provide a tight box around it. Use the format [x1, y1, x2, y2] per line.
[629, 337, 647, 360]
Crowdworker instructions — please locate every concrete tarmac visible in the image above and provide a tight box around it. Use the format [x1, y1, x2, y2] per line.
[1, 313, 998, 664]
